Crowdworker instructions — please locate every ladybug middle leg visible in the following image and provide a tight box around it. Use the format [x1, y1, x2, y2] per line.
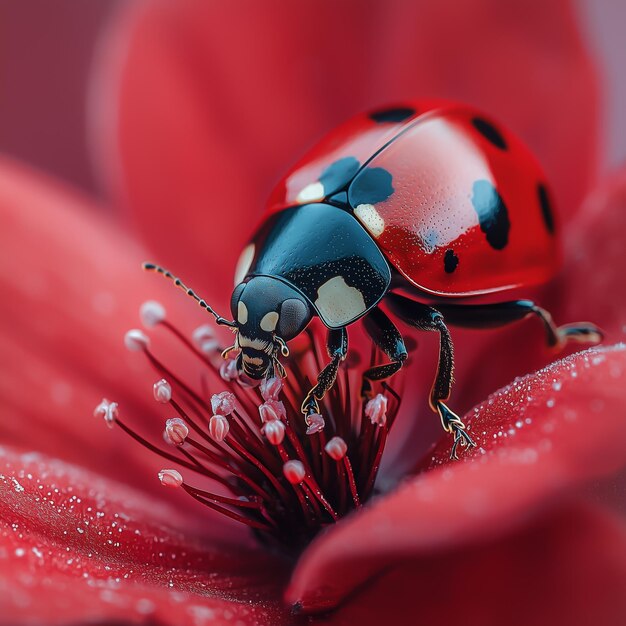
[386, 293, 476, 460]
[301, 327, 348, 416]
[361, 306, 408, 398]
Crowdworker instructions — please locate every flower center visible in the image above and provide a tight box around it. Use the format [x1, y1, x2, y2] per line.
[95, 301, 403, 553]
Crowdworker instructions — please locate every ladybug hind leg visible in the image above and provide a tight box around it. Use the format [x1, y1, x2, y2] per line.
[430, 300, 603, 350]
[386, 293, 476, 460]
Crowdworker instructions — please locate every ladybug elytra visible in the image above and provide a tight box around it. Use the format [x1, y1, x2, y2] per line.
[146, 101, 602, 459]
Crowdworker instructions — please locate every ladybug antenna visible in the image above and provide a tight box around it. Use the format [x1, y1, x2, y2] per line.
[142, 263, 236, 328]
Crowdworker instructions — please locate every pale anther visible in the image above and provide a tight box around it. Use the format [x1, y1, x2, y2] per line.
[283, 460, 306, 484]
[158, 469, 183, 488]
[165, 418, 188, 446]
[305, 413, 325, 435]
[140, 300, 166, 327]
[94, 398, 118, 429]
[153, 379, 172, 403]
[325, 436, 347, 460]
[260, 377, 283, 402]
[263, 419, 286, 445]
[209, 415, 230, 442]
[365, 393, 388, 427]
[211, 391, 236, 416]
[124, 329, 150, 352]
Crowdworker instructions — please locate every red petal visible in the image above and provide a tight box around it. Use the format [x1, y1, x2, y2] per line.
[288, 345, 626, 611]
[0, 158, 222, 499]
[92, 0, 599, 304]
[0, 446, 289, 625]
[323, 502, 626, 626]
[559, 169, 626, 342]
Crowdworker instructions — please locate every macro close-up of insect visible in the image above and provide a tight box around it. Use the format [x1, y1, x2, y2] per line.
[145, 101, 602, 460]
[1, 3, 626, 625]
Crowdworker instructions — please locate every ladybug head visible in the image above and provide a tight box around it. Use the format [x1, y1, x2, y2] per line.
[230, 276, 312, 379]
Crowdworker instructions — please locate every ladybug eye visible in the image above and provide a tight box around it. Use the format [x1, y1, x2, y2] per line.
[278, 298, 310, 339]
[230, 283, 245, 320]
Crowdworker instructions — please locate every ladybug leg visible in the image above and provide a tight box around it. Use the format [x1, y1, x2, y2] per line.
[386, 294, 476, 460]
[300, 328, 348, 416]
[361, 306, 408, 398]
[432, 300, 603, 349]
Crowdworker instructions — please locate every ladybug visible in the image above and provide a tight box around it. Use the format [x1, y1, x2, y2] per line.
[146, 101, 602, 459]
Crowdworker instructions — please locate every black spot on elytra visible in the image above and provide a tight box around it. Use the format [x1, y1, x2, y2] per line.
[471, 180, 510, 250]
[472, 117, 507, 150]
[369, 107, 416, 124]
[537, 182, 556, 235]
[444, 249, 459, 273]
[319, 156, 360, 195]
[348, 167, 394, 207]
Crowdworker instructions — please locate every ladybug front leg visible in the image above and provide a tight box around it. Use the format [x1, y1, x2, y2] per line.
[386, 294, 476, 460]
[361, 306, 408, 397]
[301, 327, 348, 417]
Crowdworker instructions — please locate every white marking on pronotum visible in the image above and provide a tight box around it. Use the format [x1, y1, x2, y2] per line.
[260, 311, 279, 332]
[354, 203, 385, 238]
[237, 301, 248, 325]
[296, 181, 325, 203]
[234, 243, 255, 286]
[315, 276, 367, 327]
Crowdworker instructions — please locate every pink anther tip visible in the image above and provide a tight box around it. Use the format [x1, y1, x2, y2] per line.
[263, 419, 286, 445]
[305, 413, 325, 435]
[283, 460, 306, 484]
[209, 415, 230, 442]
[165, 418, 188, 446]
[325, 436, 347, 460]
[259, 399, 286, 423]
[153, 379, 172, 403]
[211, 391, 236, 416]
[158, 469, 183, 488]
[260, 377, 283, 401]
[220, 358, 239, 382]
[365, 393, 388, 427]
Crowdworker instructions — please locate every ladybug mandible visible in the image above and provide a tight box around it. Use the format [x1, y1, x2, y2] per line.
[146, 101, 602, 459]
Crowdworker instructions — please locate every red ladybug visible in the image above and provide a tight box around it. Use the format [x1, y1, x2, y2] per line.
[146, 101, 602, 459]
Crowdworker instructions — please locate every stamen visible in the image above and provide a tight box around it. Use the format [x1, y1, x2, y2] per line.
[211, 391, 236, 416]
[164, 418, 189, 446]
[305, 413, 325, 435]
[124, 329, 150, 352]
[283, 460, 305, 484]
[259, 400, 286, 423]
[153, 378, 172, 403]
[324, 436, 347, 460]
[140, 300, 166, 327]
[208, 415, 230, 442]
[192, 325, 220, 354]
[94, 398, 118, 429]
[220, 358, 239, 381]
[158, 468, 183, 488]
[263, 419, 286, 445]
[365, 393, 388, 426]
[260, 377, 282, 401]
[101, 302, 405, 551]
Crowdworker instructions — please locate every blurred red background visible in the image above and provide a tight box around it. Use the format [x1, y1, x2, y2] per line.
[1, 0, 625, 196]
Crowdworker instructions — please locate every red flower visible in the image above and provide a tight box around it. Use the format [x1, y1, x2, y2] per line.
[1, 1, 625, 625]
